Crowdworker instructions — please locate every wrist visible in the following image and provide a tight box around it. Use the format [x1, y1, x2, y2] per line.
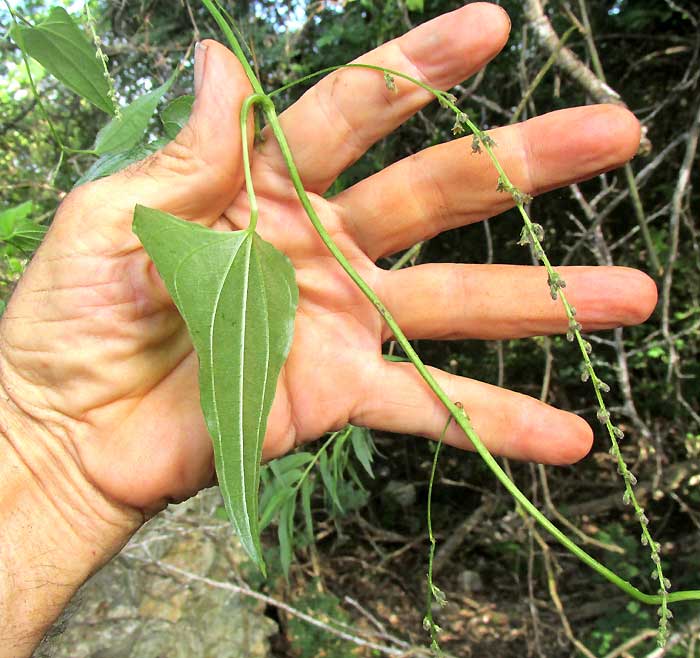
[0, 381, 142, 657]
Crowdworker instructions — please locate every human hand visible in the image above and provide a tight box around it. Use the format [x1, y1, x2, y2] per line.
[0, 3, 656, 526]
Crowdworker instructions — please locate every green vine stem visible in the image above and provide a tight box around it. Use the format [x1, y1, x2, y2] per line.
[292, 426, 349, 498]
[239, 93, 264, 233]
[201, 0, 700, 639]
[424, 415, 454, 656]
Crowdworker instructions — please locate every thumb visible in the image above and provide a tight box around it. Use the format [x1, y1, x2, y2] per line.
[111, 39, 254, 223]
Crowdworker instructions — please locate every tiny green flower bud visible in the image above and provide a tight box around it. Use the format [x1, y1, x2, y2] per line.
[566, 330, 575, 342]
[531, 223, 545, 241]
[452, 112, 467, 135]
[641, 534, 649, 546]
[471, 134, 481, 154]
[481, 134, 496, 148]
[580, 368, 590, 383]
[628, 472, 638, 486]
[596, 409, 610, 424]
[663, 577, 671, 589]
[598, 380, 611, 393]
[651, 570, 659, 580]
[622, 490, 631, 505]
[383, 72, 397, 92]
[438, 92, 457, 108]
[612, 427, 624, 440]
[511, 187, 533, 205]
[584, 341, 593, 354]
[517, 226, 531, 246]
[652, 552, 660, 564]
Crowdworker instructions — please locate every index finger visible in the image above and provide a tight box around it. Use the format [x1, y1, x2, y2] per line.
[256, 3, 511, 193]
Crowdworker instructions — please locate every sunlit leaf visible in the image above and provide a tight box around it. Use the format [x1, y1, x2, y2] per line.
[161, 95, 194, 139]
[133, 205, 298, 573]
[94, 78, 174, 155]
[405, 0, 424, 12]
[9, 7, 116, 115]
[0, 201, 47, 252]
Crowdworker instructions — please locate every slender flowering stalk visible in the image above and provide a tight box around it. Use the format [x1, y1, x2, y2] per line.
[441, 98, 672, 643]
[423, 415, 454, 656]
[84, 2, 120, 119]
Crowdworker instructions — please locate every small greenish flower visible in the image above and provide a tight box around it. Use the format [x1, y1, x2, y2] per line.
[452, 112, 467, 135]
[437, 92, 457, 108]
[517, 226, 531, 246]
[511, 187, 533, 206]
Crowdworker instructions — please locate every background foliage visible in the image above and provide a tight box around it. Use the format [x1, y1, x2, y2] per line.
[2, 0, 699, 656]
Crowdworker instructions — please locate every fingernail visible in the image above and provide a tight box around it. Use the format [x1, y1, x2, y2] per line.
[194, 41, 208, 97]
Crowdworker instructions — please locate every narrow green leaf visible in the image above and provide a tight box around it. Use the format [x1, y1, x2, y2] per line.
[270, 452, 314, 476]
[95, 78, 174, 155]
[260, 487, 294, 531]
[301, 476, 314, 542]
[161, 95, 194, 139]
[350, 426, 375, 478]
[382, 353, 410, 362]
[9, 7, 116, 115]
[270, 467, 304, 489]
[319, 451, 343, 513]
[133, 205, 298, 573]
[278, 494, 296, 579]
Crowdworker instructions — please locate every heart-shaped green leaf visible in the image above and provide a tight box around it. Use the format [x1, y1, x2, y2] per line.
[133, 205, 298, 572]
[9, 7, 116, 115]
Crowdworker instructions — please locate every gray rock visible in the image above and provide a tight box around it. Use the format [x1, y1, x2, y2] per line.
[35, 489, 275, 658]
[458, 569, 484, 593]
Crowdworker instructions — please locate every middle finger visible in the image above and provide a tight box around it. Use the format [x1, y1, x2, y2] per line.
[333, 104, 640, 260]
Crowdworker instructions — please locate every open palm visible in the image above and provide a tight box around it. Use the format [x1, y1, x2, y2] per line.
[0, 3, 656, 515]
